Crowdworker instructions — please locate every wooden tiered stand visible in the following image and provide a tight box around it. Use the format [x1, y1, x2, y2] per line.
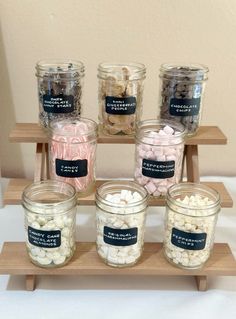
[0, 123, 235, 291]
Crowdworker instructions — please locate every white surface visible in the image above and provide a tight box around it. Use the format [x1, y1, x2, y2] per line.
[0, 177, 236, 319]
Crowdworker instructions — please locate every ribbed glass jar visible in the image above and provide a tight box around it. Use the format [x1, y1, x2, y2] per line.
[135, 119, 185, 197]
[36, 60, 85, 128]
[159, 63, 208, 136]
[22, 180, 77, 268]
[95, 181, 148, 267]
[48, 117, 97, 196]
[163, 183, 220, 269]
[98, 62, 146, 135]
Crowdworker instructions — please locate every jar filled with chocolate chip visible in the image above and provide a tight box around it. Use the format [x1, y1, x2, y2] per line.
[98, 62, 146, 135]
[159, 64, 208, 136]
[36, 60, 85, 128]
[22, 180, 77, 268]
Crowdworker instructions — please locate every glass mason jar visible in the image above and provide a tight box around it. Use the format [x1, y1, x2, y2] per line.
[135, 119, 185, 197]
[36, 60, 85, 128]
[163, 183, 220, 269]
[98, 62, 146, 135]
[22, 180, 77, 268]
[95, 181, 148, 267]
[48, 118, 97, 196]
[159, 63, 208, 136]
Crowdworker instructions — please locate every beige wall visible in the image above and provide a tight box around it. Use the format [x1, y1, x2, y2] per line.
[0, 0, 235, 179]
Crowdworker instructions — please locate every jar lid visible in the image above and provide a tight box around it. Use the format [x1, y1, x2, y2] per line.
[98, 62, 146, 80]
[135, 119, 186, 146]
[160, 63, 208, 81]
[22, 180, 77, 215]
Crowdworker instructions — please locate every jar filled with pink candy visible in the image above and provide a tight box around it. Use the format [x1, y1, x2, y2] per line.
[49, 118, 98, 196]
[134, 120, 186, 197]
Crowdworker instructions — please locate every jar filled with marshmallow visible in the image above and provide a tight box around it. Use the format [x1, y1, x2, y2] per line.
[48, 117, 97, 196]
[22, 180, 77, 268]
[36, 60, 85, 128]
[96, 181, 148, 267]
[98, 62, 146, 135]
[135, 120, 185, 197]
[164, 183, 220, 269]
[159, 63, 208, 136]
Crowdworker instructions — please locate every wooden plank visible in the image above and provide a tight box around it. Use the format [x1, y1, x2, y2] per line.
[195, 275, 208, 291]
[0, 242, 235, 277]
[9, 123, 227, 145]
[186, 145, 200, 183]
[3, 179, 233, 208]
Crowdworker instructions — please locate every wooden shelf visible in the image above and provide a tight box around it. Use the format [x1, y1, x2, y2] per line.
[9, 123, 227, 145]
[3, 178, 233, 208]
[0, 242, 235, 291]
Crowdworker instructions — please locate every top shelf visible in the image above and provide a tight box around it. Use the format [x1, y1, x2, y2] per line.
[9, 123, 227, 145]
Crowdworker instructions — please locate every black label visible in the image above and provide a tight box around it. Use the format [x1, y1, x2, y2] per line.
[103, 226, 138, 246]
[171, 228, 207, 250]
[105, 96, 136, 115]
[142, 159, 175, 179]
[43, 94, 74, 113]
[169, 98, 200, 116]
[28, 226, 61, 248]
[56, 159, 88, 178]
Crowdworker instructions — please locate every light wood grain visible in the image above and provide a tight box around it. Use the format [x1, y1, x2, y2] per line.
[195, 275, 208, 291]
[3, 179, 233, 208]
[0, 242, 235, 276]
[9, 123, 227, 145]
[186, 145, 200, 183]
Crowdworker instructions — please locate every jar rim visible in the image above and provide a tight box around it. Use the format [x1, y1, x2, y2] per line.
[48, 117, 98, 142]
[95, 181, 149, 212]
[36, 59, 85, 74]
[98, 62, 146, 80]
[135, 119, 186, 145]
[22, 180, 77, 214]
[160, 63, 208, 80]
[167, 182, 221, 216]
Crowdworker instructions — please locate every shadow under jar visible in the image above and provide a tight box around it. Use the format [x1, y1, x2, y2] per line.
[22, 180, 77, 268]
[135, 119, 186, 197]
[36, 60, 85, 128]
[98, 62, 146, 135]
[48, 118, 97, 196]
[159, 63, 208, 136]
[95, 181, 148, 267]
[163, 183, 220, 269]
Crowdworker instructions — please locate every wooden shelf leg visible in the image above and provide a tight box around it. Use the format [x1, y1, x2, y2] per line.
[34, 143, 48, 182]
[185, 145, 200, 183]
[195, 275, 208, 291]
[26, 275, 36, 291]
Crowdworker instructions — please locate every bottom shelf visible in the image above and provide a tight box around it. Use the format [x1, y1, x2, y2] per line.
[3, 178, 233, 207]
[0, 242, 235, 291]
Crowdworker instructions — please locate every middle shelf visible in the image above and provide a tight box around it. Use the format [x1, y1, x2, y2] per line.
[3, 178, 233, 207]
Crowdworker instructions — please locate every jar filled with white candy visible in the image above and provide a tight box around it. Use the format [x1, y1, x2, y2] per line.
[22, 180, 77, 268]
[98, 62, 146, 135]
[48, 117, 97, 196]
[135, 119, 185, 197]
[164, 183, 220, 269]
[95, 181, 148, 267]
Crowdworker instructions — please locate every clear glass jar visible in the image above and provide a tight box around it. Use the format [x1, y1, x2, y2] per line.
[48, 117, 97, 196]
[159, 63, 208, 136]
[98, 62, 146, 135]
[163, 183, 220, 269]
[36, 60, 85, 128]
[135, 119, 185, 197]
[95, 181, 148, 267]
[22, 180, 77, 268]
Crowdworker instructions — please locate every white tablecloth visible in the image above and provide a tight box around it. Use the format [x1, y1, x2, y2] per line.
[0, 177, 236, 319]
